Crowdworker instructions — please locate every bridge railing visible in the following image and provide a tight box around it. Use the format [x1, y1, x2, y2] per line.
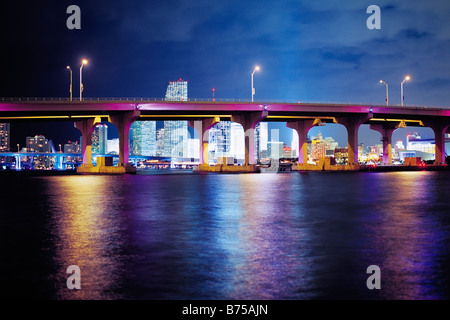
[0, 96, 448, 109]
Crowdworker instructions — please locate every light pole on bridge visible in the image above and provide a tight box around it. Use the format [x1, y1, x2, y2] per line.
[80, 59, 88, 101]
[66, 66, 72, 101]
[379, 80, 388, 106]
[251, 65, 260, 102]
[401, 75, 410, 107]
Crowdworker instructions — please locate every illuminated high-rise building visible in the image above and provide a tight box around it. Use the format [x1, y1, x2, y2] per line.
[255, 122, 268, 160]
[156, 128, 165, 157]
[163, 121, 188, 157]
[208, 121, 231, 160]
[164, 79, 189, 157]
[187, 138, 200, 159]
[92, 124, 108, 154]
[291, 129, 299, 158]
[165, 79, 188, 101]
[64, 141, 81, 154]
[130, 121, 156, 156]
[26, 135, 51, 153]
[130, 122, 142, 156]
[230, 122, 245, 160]
[0, 123, 10, 152]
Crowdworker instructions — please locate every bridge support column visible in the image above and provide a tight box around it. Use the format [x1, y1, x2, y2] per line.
[423, 120, 450, 164]
[337, 115, 371, 165]
[74, 118, 99, 166]
[370, 123, 396, 165]
[231, 110, 268, 165]
[189, 117, 221, 165]
[110, 110, 141, 167]
[286, 119, 315, 165]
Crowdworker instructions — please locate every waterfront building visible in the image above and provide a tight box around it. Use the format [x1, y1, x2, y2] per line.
[92, 124, 108, 155]
[230, 122, 245, 160]
[164, 79, 189, 157]
[130, 121, 156, 156]
[254, 122, 268, 160]
[64, 141, 81, 154]
[0, 123, 10, 152]
[107, 138, 120, 155]
[26, 135, 51, 153]
[130, 121, 142, 156]
[291, 129, 299, 158]
[156, 128, 165, 157]
[283, 144, 293, 158]
[208, 121, 231, 160]
[268, 141, 283, 159]
[334, 147, 348, 164]
[187, 138, 200, 159]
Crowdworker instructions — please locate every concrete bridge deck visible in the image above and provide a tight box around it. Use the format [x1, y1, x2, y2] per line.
[1, 99, 449, 174]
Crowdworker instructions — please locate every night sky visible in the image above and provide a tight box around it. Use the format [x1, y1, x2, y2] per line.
[1, 0, 449, 148]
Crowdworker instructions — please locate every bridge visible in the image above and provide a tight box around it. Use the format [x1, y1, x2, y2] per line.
[1, 98, 450, 173]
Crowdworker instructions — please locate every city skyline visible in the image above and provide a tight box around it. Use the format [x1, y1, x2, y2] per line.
[1, 1, 449, 150]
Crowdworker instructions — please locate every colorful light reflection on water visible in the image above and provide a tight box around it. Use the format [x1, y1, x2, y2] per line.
[0, 171, 449, 299]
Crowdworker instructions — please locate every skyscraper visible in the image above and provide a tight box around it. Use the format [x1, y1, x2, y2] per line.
[208, 121, 231, 160]
[255, 122, 268, 160]
[164, 79, 189, 157]
[141, 121, 156, 156]
[130, 121, 156, 156]
[165, 79, 188, 101]
[230, 122, 245, 160]
[292, 129, 299, 158]
[92, 124, 108, 154]
[129, 121, 142, 156]
[0, 123, 10, 152]
[156, 128, 165, 157]
[163, 121, 188, 157]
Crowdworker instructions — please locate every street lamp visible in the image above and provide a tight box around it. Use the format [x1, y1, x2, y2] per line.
[401, 75, 410, 107]
[379, 80, 388, 106]
[212, 88, 215, 101]
[66, 66, 72, 101]
[251, 65, 260, 102]
[80, 59, 88, 101]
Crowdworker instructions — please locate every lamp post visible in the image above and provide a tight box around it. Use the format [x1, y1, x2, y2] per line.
[251, 65, 260, 102]
[379, 80, 388, 106]
[66, 66, 72, 101]
[401, 75, 410, 107]
[212, 88, 215, 102]
[80, 59, 88, 101]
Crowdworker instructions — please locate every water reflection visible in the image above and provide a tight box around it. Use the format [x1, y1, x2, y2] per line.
[358, 172, 447, 299]
[1, 171, 449, 299]
[46, 176, 133, 299]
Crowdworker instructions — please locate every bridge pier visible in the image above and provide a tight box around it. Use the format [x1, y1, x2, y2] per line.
[370, 123, 396, 165]
[110, 110, 140, 169]
[286, 119, 315, 165]
[74, 118, 99, 168]
[337, 115, 372, 165]
[231, 110, 268, 165]
[423, 120, 450, 165]
[75, 110, 140, 174]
